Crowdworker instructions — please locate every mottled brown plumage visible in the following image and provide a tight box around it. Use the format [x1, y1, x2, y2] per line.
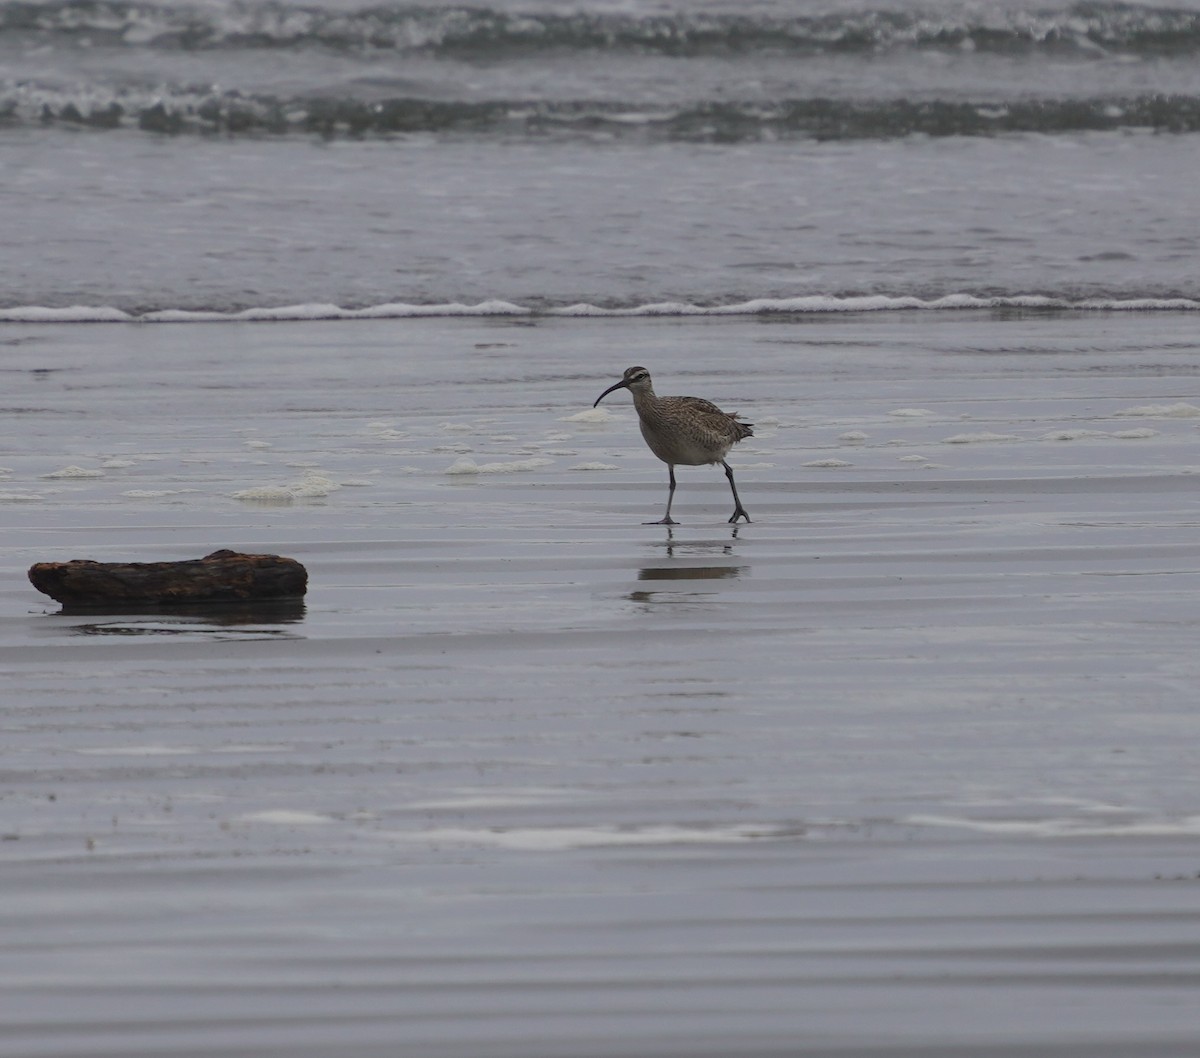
[593, 366, 753, 524]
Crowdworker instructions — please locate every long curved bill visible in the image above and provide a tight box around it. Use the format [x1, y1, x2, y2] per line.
[593, 378, 631, 408]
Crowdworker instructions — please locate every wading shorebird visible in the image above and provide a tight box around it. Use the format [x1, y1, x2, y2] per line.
[593, 366, 753, 525]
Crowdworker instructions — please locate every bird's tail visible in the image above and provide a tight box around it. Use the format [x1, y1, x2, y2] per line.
[730, 413, 754, 441]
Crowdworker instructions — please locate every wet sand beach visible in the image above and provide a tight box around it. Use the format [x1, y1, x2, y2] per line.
[2, 311, 1200, 1056]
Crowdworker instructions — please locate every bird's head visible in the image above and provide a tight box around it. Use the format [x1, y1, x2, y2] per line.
[593, 366, 652, 407]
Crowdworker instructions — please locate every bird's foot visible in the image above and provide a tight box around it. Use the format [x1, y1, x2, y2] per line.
[645, 517, 679, 526]
[728, 509, 751, 524]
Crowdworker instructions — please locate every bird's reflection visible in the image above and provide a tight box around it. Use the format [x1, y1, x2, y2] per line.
[655, 523, 740, 558]
[630, 525, 745, 603]
[637, 565, 744, 582]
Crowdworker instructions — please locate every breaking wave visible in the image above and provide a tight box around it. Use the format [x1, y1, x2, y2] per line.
[7, 2, 1200, 139]
[6, 1, 1200, 58]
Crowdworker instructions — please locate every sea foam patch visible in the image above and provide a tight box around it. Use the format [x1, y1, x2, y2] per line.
[41, 465, 104, 478]
[1114, 402, 1200, 418]
[233, 810, 334, 825]
[232, 473, 341, 503]
[361, 421, 411, 442]
[942, 432, 1021, 444]
[446, 456, 554, 475]
[560, 408, 619, 423]
[1041, 429, 1110, 441]
[906, 812, 1200, 839]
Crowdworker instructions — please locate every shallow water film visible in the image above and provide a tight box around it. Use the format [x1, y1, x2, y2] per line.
[2, 313, 1200, 1056]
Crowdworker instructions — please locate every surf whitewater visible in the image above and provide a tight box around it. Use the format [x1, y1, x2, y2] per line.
[6, 1, 1200, 139]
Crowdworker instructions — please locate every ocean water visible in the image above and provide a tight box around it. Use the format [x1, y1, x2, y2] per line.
[3, 0, 1200, 313]
[4, 3, 1200, 1057]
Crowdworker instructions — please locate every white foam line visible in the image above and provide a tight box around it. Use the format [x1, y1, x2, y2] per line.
[5, 294, 1200, 324]
[233, 810, 334, 826]
[908, 813, 1200, 838]
[387, 823, 792, 851]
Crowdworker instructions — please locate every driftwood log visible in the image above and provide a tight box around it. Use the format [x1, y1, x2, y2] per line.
[28, 549, 307, 606]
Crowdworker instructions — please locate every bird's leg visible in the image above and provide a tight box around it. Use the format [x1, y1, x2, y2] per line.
[645, 465, 679, 525]
[723, 461, 751, 523]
